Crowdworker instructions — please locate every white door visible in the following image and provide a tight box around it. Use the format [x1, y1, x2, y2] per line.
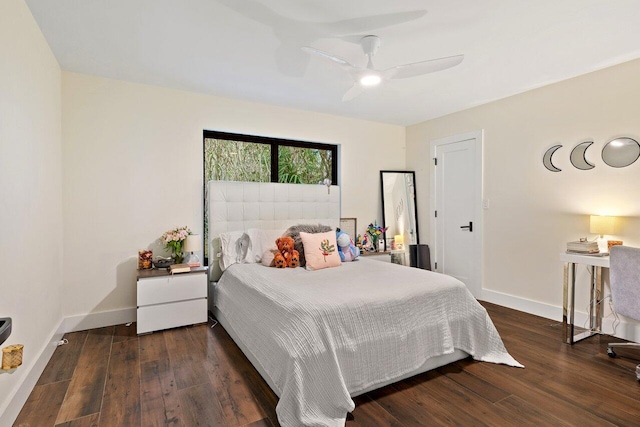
[430, 131, 483, 297]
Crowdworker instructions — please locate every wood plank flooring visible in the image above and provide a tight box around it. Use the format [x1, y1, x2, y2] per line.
[14, 302, 640, 426]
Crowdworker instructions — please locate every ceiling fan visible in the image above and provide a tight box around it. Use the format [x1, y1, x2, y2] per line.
[302, 35, 464, 101]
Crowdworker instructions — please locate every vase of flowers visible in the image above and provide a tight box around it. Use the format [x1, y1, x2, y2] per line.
[366, 221, 388, 252]
[161, 226, 191, 263]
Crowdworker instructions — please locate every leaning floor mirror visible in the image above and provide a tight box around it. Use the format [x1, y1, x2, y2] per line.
[380, 170, 419, 252]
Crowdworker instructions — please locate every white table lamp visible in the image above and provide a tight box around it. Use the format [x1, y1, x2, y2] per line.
[183, 234, 201, 267]
[394, 234, 404, 250]
[590, 215, 615, 252]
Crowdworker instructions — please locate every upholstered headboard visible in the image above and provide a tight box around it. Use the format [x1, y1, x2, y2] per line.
[208, 180, 340, 281]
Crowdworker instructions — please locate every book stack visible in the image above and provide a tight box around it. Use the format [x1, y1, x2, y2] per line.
[169, 263, 191, 274]
[566, 240, 599, 254]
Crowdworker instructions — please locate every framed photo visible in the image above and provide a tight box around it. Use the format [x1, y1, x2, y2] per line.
[339, 218, 357, 238]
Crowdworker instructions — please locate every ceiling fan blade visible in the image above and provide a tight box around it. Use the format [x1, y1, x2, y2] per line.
[301, 46, 356, 68]
[216, 0, 289, 28]
[342, 84, 365, 102]
[385, 54, 464, 80]
[322, 10, 427, 36]
[276, 44, 311, 77]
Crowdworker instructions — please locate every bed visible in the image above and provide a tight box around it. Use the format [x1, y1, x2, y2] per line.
[207, 180, 522, 427]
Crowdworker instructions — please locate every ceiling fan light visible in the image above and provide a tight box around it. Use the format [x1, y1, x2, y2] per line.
[360, 74, 381, 86]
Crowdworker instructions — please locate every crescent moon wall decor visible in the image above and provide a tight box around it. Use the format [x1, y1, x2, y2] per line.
[543, 135, 640, 172]
[570, 141, 595, 170]
[543, 145, 562, 172]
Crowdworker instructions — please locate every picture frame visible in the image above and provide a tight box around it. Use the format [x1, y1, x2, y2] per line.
[339, 218, 357, 238]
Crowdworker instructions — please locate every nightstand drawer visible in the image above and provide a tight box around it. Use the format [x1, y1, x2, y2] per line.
[137, 298, 207, 334]
[137, 272, 206, 306]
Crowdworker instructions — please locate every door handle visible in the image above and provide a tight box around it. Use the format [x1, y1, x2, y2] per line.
[460, 222, 473, 232]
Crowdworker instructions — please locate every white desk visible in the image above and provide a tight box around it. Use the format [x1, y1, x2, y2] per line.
[560, 253, 610, 344]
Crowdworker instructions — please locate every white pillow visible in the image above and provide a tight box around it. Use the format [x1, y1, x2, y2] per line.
[261, 249, 276, 267]
[219, 231, 250, 271]
[246, 228, 284, 263]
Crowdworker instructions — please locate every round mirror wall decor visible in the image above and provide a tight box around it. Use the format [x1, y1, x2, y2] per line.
[569, 141, 595, 170]
[601, 137, 640, 168]
[542, 145, 562, 172]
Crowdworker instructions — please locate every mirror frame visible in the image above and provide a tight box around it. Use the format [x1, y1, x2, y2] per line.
[601, 137, 640, 168]
[380, 170, 419, 252]
[542, 144, 562, 172]
[569, 141, 595, 170]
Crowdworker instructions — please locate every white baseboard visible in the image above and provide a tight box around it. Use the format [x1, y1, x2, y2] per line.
[481, 289, 640, 342]
[481, 289, 562, 321]
[1, 307, 136, 425]
[63, 307, 136, 333]
[0, 319, 65, 427]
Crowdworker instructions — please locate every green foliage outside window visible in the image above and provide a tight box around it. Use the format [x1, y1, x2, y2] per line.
[204, 139, 271, 182]
[278, 146, 332, 184]
[203, 138, 332, 185]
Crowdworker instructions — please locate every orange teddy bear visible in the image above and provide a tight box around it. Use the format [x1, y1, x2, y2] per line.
[273, 236, 300, 268]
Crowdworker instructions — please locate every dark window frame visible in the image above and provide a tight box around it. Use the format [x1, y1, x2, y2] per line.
[203, 130, 338, 184]
[202, 130, 339, 264]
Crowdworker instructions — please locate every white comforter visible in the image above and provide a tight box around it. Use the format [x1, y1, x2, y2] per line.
[215, 259, 522, 427]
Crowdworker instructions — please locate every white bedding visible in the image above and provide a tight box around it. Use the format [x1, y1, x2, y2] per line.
[214, 258, 522, 427]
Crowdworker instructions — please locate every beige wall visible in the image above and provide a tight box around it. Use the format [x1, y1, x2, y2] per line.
[407, 58, 640, 337]
[0, 0, 63, 419]
[62, 72, 405, 317]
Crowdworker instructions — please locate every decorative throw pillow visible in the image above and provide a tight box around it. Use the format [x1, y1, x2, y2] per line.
[285, 224, 332, 266]
[246, 228, 283, 263]
[299, 231, 341, 271]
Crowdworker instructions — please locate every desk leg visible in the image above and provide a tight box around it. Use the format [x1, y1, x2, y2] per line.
[588, 266, 596, 332]
[565, 263, 604, 344]
[563, 262, 575, 344]
[586, 266, 604, 334]
[595, 266, 603, 333]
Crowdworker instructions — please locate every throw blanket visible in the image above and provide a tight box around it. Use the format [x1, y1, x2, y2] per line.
[215, 259, 522, 426]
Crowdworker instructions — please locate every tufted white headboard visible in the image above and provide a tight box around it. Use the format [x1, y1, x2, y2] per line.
[208, 180, 340, 281]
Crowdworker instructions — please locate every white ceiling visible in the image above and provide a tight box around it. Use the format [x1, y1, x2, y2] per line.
[25, 0, 640, 126]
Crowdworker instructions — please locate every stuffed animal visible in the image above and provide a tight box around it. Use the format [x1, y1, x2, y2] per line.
[336, 230, 360, 262]
[289, 250, 300, 268]
[274, 236, 300, 268]
[272, 252, 286, 268]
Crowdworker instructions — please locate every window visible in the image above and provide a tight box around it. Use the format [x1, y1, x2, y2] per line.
[203, 130, 338, 263]
[204, 131, 337, 184]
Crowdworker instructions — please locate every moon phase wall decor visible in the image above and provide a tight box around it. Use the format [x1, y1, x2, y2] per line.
[602, 137, 640, 168]
[543, 145, 562, 172]
[543, 136, 640, 171]
[570, 141, 595, 170]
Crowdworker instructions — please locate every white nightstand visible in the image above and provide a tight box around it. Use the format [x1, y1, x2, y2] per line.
[137, 267, 208, 334]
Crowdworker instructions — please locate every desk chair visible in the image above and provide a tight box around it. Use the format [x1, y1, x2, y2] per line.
[606, 245, 640, 381]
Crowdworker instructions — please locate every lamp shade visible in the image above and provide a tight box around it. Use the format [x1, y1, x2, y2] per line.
[183, 234, 201, 252]
[590, 215, 615, 236]
[394, 235, 404, 245]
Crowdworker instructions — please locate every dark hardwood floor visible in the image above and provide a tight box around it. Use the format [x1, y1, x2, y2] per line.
[14, 302, 640, 426]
